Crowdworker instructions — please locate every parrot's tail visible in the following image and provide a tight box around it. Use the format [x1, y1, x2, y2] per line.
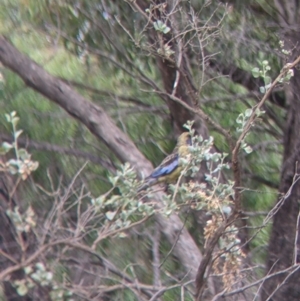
[137, 177, 158, 192]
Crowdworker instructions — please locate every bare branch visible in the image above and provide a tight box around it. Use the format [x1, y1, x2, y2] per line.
[0, 35, 203, 284]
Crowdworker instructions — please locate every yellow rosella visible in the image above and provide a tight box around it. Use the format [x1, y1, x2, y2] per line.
[138, 132, 191, 191]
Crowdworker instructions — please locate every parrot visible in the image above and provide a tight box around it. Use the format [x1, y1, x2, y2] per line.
[138, 132, 191, 192]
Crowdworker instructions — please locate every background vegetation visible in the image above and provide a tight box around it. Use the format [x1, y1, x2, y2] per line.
[0, 1, 299, 300]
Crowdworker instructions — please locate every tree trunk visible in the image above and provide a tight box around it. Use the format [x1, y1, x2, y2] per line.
[261, 18, 300, 299]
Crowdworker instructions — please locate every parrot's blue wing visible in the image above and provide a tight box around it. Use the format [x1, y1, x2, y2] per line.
[149, 154, 179, 178]
[138, 133, 191, 192]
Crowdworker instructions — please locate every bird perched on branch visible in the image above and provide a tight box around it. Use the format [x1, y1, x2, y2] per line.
[138, 132, 192, 192]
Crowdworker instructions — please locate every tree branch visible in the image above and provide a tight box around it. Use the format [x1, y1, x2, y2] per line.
[0, 134, 116, 171]
[0, 35, 202, 282]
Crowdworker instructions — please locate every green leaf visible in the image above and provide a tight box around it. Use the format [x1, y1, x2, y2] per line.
[18, 148, 30, 160]
[244, 108, 252, 117]
[16, 283, 28, 296]
[15, 129, 23, 139]
[265, 83, 272, 90]
[262, 60, 269, 66]
[256, 108, 265, 117]
[8, 158, 20, 166]
[11, 117, 20, 127]
[36, 262, 45, 271]
[154, 20, 169, 33]
[24, 266, 33, 274]
[205, 174, 212, 181]
[210, 153, 221, 162]
[252, 67, 260, 78]
[236, 113, 244, 124]
[92, 195, 106, 207]
[156, 20, 163, 27]
[163, 27, 170, 34]
[264, 76, 272, 85]
[2, 141, 13, 151]
[108, 175, 119, 186]
[105, 211, 117, 220]
[45, 272, 53, 281]
[5, 113, 11, 122]
[244, 146, 253, 154]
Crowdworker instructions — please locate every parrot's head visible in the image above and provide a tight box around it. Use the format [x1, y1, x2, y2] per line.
[177, 132, 192, 147]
